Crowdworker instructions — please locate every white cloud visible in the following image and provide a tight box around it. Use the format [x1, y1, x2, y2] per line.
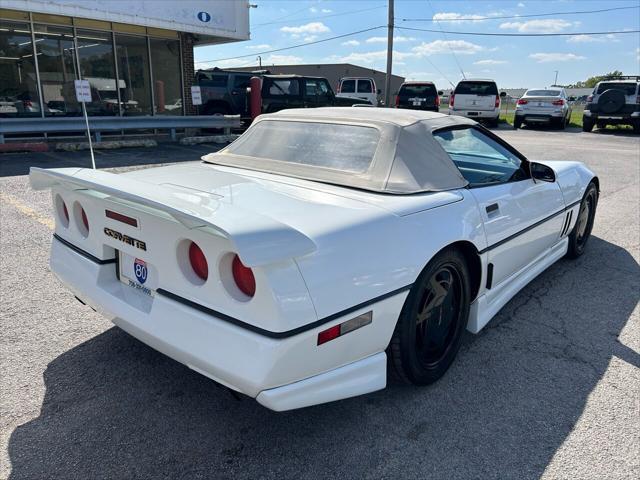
[321, 9, 332, 13]
[500, 19, 573, 33]
[432, 12, 486, 23]
[473, 59, 507, 65]
[412, 39, 484, 56]
[404, 71, 435, 80]
[329, 49, 415, 64]
[341, 40, 360, 46]
[280, 22, 330, 37]
[309, 7, 331, 13]
[567, 34, 618, 43]
[246, 44, 271, 50]
[265, 54, 303, 64]
[529, 52, 586, 63]
[366, 36, 417, 43]
[304, 35, 318, 42]
[518, 2, 525, 7]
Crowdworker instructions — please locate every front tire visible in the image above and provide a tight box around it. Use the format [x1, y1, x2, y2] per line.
[566, 182, 598, 259]
[389, 249, 470, 385]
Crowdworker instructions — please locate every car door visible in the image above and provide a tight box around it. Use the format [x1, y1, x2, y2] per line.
[262, 77, 302, 112]
[230, 75, 251, 116]
[303, 78, 333, 108]
[433, 126, 565, 287]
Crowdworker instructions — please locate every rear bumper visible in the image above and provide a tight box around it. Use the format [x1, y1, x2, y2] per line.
[50, 236, 400, 410]
[449, 108, 499, 120]
[583, 110, 639, 121]
[515, 111, 564, 122]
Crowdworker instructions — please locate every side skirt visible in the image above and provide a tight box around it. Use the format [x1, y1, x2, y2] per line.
[467, 237, 568, 334]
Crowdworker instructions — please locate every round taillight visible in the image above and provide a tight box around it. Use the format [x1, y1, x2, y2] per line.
[62, 202, 69, 222]
[188, 242, 208, 281]
[232, 254, 255, 297]
[81, 207, 89, 232]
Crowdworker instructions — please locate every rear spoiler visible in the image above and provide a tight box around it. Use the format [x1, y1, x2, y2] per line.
[30, 167, 316, 267]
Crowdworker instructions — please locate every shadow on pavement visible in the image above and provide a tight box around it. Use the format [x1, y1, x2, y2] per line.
[7, 236, 639, 479]
[0, 143, 224, 177]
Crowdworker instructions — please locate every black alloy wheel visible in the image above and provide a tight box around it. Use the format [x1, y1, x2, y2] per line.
[566, 182, 598, 258]
[389, 249, 470, 385]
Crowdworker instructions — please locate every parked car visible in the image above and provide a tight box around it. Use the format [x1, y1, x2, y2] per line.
[31, 107, 599, 411]
[195, 69, 370, 120]
[514, 87, 573, 129]
[582, 77, 640, 133]
[449, 79, 505, 127]
[395, 81, 442, 112]
[336, 77, 380, 105]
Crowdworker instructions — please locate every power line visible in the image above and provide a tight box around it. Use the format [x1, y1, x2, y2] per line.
[395, 26, 640, 37]
[401, 5, 640, 23]
[195, 25, 385, 64]
[253, 5, 386, 28]
[251, 3, 320, 29]
[426, 0, 466, 80]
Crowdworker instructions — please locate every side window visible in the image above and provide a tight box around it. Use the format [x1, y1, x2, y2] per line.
[265, 79, 300, 96]
[199, 74, 228, 87]
[305, 79, 318, 96]
[233, 76, 251, 90]
[318, 80, 330, 95]
[357, 80, 373, 93]
[433, 127, 526, 186]
[340, 79, 355, 93]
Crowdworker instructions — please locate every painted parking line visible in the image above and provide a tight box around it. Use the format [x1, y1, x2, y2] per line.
[0, 192, 54, 230]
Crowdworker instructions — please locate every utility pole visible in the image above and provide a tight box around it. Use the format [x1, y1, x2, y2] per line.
[257, 56, 262, 69]
[384, 0, 394, 107]
[554, 70, 559, 86]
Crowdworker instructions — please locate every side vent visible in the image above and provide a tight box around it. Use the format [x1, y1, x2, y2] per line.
[485, 263, 494, 290]
[560, 210, 573, 237]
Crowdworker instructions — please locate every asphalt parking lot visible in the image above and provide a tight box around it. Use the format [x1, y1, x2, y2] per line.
[1, 126, 638, 479]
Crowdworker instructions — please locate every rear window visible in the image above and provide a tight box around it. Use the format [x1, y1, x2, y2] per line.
[340, 79, 355, 93]
[526, 89, 561, 96]
[399, 84, 436, 97]
[455, 81, 498, 95]
[265, 79, 299, 96]
[357, 80, 373, 93]
[596, 82, 638, 95]
[225, 121, 379, 173]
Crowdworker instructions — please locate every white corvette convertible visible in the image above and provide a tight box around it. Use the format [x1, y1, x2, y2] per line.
[30, 108, 598, 411]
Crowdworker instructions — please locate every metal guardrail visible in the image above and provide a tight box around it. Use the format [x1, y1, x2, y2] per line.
[0, 115, 241, 143]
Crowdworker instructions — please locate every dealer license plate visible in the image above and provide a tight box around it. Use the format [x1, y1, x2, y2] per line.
[119, 251, 157, 297]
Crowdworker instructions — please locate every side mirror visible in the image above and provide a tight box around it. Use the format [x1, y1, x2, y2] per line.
[499, 91, 507, 98]
[568, 96, 576, 101]
[377, 89, 381, 95]
[437, 90, 443, 96]
[530, 162, 556, 183]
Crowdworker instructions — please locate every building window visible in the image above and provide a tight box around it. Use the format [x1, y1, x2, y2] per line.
[115, 33, 152, 116]
[0, 21, 40, 118]
[76, 28, 118, 116]
[150, 38, 182, 115]
[33, 24, 80, 117]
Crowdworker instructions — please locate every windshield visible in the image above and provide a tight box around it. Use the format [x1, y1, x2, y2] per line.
[399, 84, 436, 97]
[596, 82, 637, 95]
[455, 81, 498, 95]
[223, 120, 380, 173]
[526, 89, 561, 96]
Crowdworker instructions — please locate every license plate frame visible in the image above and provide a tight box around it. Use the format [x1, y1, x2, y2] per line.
[118, 251, 156, 297]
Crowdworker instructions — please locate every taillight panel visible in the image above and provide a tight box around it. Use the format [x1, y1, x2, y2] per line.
[517, 99, 528, 105]
[232, 254, 256, 297]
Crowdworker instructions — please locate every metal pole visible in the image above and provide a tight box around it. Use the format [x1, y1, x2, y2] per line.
[82, 100, 96, 169]
[384, 0, 394, 107]
[554, 70, 559, 86]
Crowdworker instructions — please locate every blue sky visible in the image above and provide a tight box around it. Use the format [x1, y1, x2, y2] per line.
[194, 0, 640, 88]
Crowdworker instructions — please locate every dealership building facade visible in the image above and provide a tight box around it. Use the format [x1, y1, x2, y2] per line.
[0, 1, 249, 123]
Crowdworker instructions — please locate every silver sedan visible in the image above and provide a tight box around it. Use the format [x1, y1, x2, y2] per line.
[514, 87, 573, 129]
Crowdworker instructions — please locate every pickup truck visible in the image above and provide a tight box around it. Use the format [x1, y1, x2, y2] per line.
[194, 69, 370, 120]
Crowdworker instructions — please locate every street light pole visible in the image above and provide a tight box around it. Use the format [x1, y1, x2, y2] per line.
[384, 0, 394, 107]
[554, 70, 559, 86]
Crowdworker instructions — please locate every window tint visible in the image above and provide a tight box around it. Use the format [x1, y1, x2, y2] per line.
[198, 74, 228, 88]
[454, 81, 498, 95]
[266, 79, 299, 96]
[399, 84, 437, 97]
[526, 89, 561, 96]
[357, 80, 373, 93]
[340, 79, 355, 93]
[434, 128, 523, 186]
[305, 79, 328, 96]
[226, 121, 379, 173]
[596, 82, 637, 95]
[233, 76, 251, 89]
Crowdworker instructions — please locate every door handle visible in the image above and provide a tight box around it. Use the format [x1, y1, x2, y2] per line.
[486, 203, 499, 215]
[231, 90, 239, 95]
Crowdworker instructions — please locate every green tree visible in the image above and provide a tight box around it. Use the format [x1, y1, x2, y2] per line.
[572, 71, 624, 88]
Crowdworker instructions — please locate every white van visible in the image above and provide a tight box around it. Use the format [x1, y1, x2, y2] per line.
[449, 79, 504, 127]
[336, 77, 379, 106]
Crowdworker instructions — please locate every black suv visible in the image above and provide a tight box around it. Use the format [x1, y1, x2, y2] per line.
[195, 69, 370, 120]
[583, 76, 640, 133]
[395, 81, 442, 112]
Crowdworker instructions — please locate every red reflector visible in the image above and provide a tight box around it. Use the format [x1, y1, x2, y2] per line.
[232, 254, 256, 297]
[450, 94, 455, 107]
[189, 242, 208, 281]
[552, 99, 564, 106]
[105, 209, 138, 227]
[81, 207, 89, 232]
[317, 324, 341, 345]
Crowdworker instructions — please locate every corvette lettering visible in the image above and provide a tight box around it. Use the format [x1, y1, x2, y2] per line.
[103, 227, 147, 251]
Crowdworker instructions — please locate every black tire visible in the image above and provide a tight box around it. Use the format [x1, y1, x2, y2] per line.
[202, 102, 230, 116]
[566, 182, 598, 259]
[582, 117, 594, 132]
[389, 248, 470, 385]
[596, 121, 607, 130]
[554, 117, 566, 130]
[513, 118, 522, 129]
[633, 121, 640, 134]
[488, 118, 499, 128]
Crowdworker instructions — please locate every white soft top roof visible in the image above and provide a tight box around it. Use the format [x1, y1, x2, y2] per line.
[204, 107, 476, 194]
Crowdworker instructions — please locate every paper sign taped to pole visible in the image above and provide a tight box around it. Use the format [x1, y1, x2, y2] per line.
[74, 79, 92, 103]
[191, 86, 202, 106]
